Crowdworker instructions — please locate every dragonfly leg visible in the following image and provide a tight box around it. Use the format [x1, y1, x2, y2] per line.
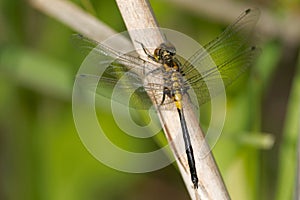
[160, 87, 173, 105]
[135, 40, 157, 62]
[160, 87, 167, 105]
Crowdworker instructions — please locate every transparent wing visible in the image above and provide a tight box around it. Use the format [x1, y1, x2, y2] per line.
[181, 8, 260, 105]
[72, 34, 154, 74]
[78, 72, 180, 110]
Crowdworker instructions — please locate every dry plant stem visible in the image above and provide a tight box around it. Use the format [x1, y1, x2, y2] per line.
[29, 0, 116, 42]
[116, 0, 230, 199]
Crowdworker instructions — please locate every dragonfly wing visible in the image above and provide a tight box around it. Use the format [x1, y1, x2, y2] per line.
[77, 72, 155, 110]
[204, 8, 260, 58]
[72, 34, 157, 74]
[77, 62, 168, 110]
[185, 46, 260, 105]
[73, 34, 167, 110]
[181, 8, 260, 105]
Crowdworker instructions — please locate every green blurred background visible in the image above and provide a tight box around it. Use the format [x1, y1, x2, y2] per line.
[1, 0, 300, 200]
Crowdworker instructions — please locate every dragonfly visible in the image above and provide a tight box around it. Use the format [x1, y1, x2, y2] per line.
[74, 8, 260, 189]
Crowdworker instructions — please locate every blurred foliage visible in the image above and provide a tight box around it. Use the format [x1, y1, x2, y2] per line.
[0, 0, 300, 200]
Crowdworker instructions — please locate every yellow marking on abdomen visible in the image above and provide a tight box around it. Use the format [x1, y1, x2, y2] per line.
[174, 93, 182, 109]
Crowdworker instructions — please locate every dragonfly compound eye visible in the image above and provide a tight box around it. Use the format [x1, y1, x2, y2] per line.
[159, 42, 176, 55]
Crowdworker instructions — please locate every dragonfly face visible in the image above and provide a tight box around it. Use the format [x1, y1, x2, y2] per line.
[154, 42, 177, 66]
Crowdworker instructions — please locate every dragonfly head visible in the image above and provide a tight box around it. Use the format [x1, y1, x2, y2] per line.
[154, 42, 176, 64]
